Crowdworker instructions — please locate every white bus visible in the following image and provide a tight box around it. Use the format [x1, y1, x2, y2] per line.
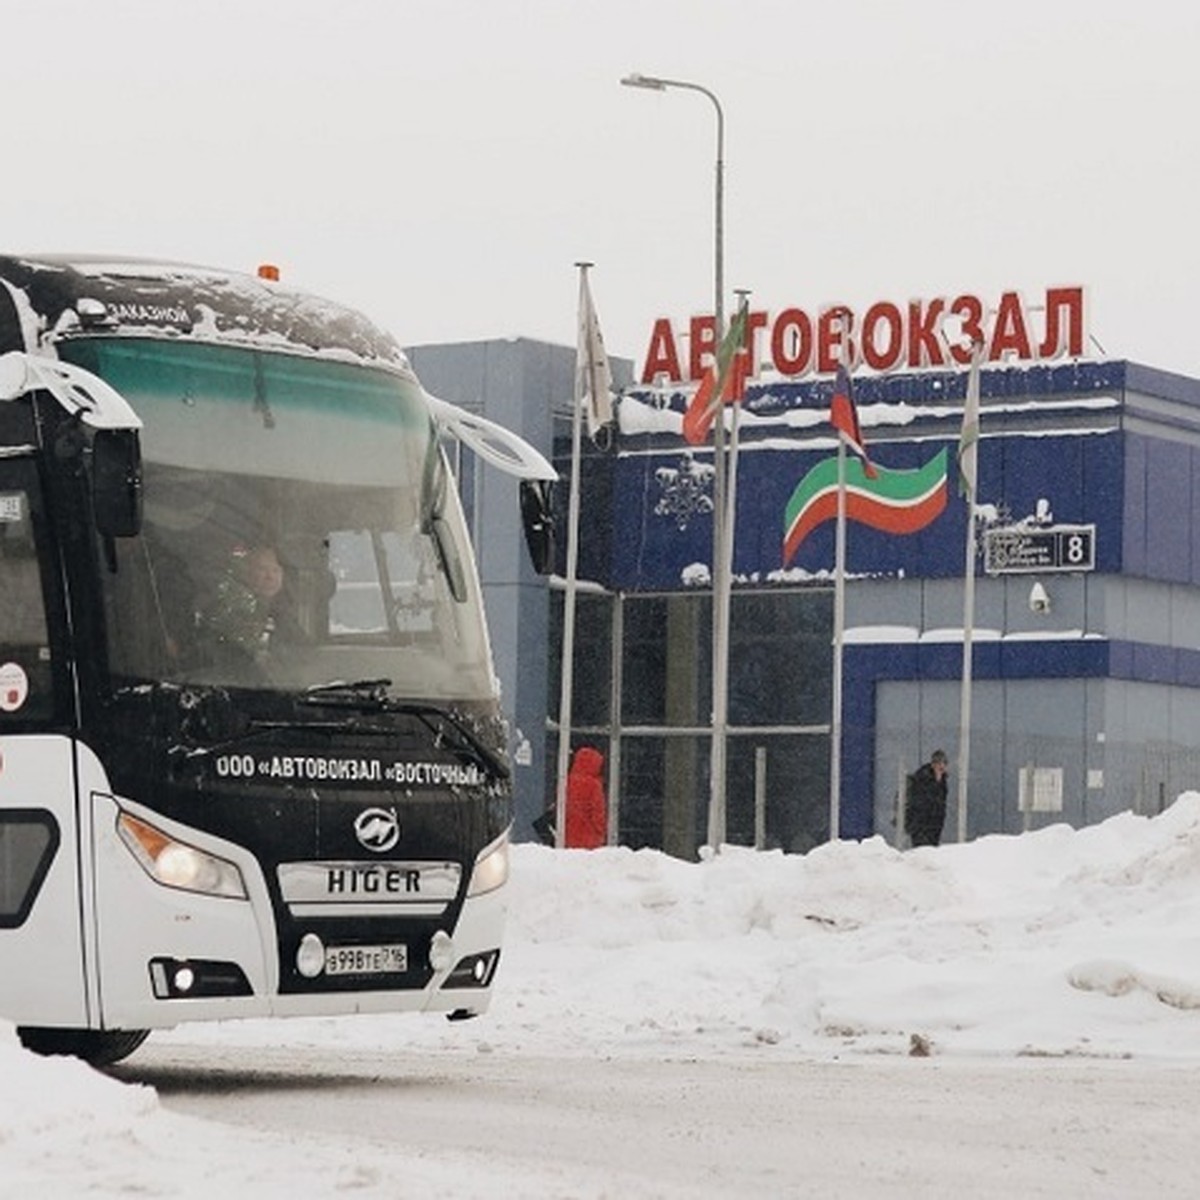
[0, 255, 554, 1065]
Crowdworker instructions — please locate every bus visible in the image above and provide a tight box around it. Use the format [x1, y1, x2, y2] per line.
[0, 254, 555, 1065]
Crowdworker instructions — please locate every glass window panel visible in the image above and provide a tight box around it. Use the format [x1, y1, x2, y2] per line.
[617, 735, 709, 857]
[0, 491, 47, 650]
[622, 595, 711, 726]
[548, 593, 612, 727]
[571, 595, 611, 727]
[725, 734, 831, 853]
[0, 814, 57, 927]
[729, 591, 832, 727]
[0, 481, 57, 723]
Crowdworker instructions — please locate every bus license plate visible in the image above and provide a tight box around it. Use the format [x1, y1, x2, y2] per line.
[325, 943, 407, 976]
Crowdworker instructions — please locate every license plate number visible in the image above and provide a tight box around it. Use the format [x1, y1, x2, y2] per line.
[325, 943, 408, 976]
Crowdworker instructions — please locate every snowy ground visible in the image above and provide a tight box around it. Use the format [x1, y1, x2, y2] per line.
[5, 795, 1200, 1196]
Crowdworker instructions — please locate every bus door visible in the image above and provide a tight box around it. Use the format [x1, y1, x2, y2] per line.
[0, 465, 93, 1027]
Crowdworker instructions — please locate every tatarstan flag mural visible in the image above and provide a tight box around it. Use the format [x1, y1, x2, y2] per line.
[782, 449, 949, 566]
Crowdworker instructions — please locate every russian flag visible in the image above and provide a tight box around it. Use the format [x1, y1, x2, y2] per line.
[829, 363, 876, 478]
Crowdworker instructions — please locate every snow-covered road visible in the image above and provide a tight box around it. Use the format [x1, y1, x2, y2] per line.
[116, 1041, 1199, 1199]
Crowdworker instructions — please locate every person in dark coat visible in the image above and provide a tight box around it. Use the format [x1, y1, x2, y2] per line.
[906, 749, 949, 847]
[565, 745, 607, 849]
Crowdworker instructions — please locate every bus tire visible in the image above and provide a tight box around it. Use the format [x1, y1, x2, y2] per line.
[16, 1026, 150, 1067]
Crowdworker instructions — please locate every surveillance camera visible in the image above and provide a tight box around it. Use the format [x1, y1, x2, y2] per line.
[1029, 582, 1050, 614]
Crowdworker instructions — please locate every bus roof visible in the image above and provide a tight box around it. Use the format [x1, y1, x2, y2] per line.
[0, 254, 412, 374]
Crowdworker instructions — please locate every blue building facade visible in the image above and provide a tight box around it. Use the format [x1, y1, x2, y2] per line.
[410, 335, 1200, 854]
[615, 358, 1200, 847]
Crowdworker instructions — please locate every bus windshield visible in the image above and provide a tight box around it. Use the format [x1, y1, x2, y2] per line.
[59, 339, 494, 702]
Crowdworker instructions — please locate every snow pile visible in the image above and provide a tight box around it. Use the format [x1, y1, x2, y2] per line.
[493, 798, 1200, 1061]
[152, 792, 1200, 1063]
[0, 1027, 155, 1137]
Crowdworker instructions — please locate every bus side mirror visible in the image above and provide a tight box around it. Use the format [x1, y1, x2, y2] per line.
[92, 428, 143, 538]
[520, 479, 555, 575]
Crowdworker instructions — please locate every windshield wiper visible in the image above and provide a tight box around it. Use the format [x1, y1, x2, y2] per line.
[299, 682, 508, 782]
[298, 678, 393, 710]
[388, 701, 510, 783]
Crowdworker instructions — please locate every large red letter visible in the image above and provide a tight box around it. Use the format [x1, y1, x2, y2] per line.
[906, 299, 946, 369]
[817, 306, 854, 373]
[770, 309, 813, 376]
[689, 315, 718, 382]
[1039, 286, 1086, 359]
[989, 291, 1033, 361]
[640, 318, 683, 385]
[946, 295, 985, 365]
[862, 302, 903, 372]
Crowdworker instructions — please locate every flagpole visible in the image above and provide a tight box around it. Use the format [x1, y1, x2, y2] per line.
[956, 493, 976, 844]
[827, 311, 857, 843]
[554, 262, 593, 847]
[705, 91, 728, 853]
[829, 438, 846, 842]
[955, 340, 983, 843]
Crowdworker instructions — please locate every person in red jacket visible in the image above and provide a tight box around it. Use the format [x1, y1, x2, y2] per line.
[565, 745, 607, 849]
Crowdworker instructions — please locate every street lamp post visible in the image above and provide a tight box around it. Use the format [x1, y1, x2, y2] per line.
[621, 71, 732, 848]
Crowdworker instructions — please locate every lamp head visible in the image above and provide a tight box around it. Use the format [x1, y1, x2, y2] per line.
[621, 72, 666, 91]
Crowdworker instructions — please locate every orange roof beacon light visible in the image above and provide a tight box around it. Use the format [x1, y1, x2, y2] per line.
[257, 263, 280, 282]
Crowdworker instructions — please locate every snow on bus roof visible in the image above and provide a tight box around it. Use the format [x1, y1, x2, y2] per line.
[0, 254, 413, 373]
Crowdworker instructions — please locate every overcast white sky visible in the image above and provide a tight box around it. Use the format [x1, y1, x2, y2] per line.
[6, 1, 1199, 378]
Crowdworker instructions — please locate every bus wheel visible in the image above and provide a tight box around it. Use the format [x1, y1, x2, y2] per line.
[16, 1026, 150, 1067]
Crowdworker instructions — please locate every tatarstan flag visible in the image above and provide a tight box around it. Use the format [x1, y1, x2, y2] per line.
[782, 449, 949, 566]
[682, 305, 750, 445]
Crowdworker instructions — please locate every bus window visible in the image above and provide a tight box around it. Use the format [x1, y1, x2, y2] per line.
[0, 811, 59, 928]
[328, 529, 434, 636]
[0, 494, 47, 644]
[0, 490, 53, 720]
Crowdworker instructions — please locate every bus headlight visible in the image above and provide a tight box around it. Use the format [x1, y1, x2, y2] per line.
[467, 830, 510, 897]
[117, 812, 247, 900]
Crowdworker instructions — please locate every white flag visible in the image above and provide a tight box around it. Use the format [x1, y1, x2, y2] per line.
[957, 339, 983, 499]
[576, 272, 614, 444]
